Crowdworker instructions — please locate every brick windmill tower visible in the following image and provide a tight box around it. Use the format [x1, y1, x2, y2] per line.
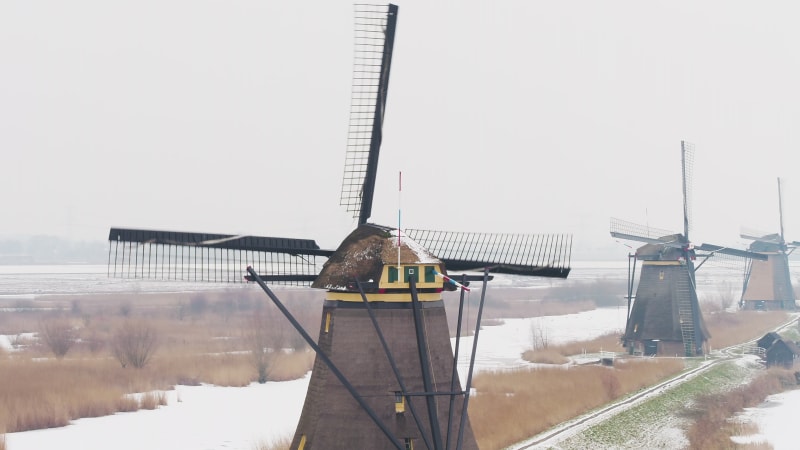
[610, 142, 765, 357]
[740, 178, 798, 310]
[108, 4, 572, 449]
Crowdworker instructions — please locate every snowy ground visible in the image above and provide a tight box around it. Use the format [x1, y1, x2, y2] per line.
[6, 305, 795, 450]
[5, 377, 309, 450]
[4, 307, 627, 450]
[732, 389, 800, 450]
[455, 307, 627, 378]
[5, 257, 799, 449]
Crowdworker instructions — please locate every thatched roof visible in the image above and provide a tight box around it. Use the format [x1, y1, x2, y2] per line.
[635, 234, 685, 260]
[312, 224, 443, 291]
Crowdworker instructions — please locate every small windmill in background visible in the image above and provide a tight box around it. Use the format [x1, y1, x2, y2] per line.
[740, 177, 799, 310]
[107, 4, 571, 449]
[610, 141, 766, 357]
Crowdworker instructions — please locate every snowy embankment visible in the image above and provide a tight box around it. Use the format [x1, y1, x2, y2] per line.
[732, 389, 800, 449]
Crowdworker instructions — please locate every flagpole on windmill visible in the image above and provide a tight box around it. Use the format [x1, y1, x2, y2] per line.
[397, 171, 402, 277]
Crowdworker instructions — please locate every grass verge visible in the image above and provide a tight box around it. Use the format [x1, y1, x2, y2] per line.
[554, 358, 764, 449]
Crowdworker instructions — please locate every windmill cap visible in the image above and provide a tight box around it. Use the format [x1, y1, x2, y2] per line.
[312, 224, 444, 291]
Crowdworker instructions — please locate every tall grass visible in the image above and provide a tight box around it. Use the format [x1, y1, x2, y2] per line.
[523, 331, 623, 363]
[0, 289, 319, 433]
[468, 358, 684, 449]
[705, 310, 790, 349]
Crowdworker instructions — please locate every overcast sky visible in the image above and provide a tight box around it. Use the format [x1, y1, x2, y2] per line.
[2, 1, 800, 259]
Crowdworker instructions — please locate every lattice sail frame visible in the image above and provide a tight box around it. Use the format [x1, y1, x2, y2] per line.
[610, 218, 679, 243]
[107, 228, 330, 285]
[404, 229, 571, 278]
[681, 140, 694, 239]
[339, 4, 397, 224]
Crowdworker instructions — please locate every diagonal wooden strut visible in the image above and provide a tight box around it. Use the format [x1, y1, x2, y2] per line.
[246, 267, 403, 450]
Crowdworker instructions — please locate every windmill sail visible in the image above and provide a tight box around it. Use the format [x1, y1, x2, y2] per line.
[106, 4, 571, 448]
[405, 229, 571, 278]
[339, 4, 398, 225]
[107, 228, 332, 285]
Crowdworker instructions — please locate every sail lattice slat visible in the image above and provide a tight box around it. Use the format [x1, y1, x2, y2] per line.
[107, 228, 329, 285]
[610, 218, 678, 242]
[404, 229, 572, 278]
[340, 4, 397, 222]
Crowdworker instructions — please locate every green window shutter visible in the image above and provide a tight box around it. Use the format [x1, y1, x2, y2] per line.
[404, 266, 418, 282]
[389, 266, 399, 283]
[424, 266, 436, 283]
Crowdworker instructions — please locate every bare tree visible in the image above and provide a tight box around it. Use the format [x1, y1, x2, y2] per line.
[243, 304, 285, 383]
[40, 318, 77, 359]
[529, 319, 550, 351]
[111, 320, 159, 369]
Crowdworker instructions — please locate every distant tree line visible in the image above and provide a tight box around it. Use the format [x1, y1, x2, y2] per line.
[0, 236, 106, 264]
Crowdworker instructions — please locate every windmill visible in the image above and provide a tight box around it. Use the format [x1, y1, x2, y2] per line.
[740, 178, 799, 310]
[107, 4, 571, 450]
[610, 141, 765, 357]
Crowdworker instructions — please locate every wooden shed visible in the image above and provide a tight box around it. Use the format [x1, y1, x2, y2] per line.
[765, 339, 800, 369]
[757, 332, 782, 350]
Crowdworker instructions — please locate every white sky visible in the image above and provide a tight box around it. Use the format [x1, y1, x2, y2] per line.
[2, 1, 800, 259]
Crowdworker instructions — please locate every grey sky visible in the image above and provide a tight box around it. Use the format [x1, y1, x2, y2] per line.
[2, 1, 799, 259]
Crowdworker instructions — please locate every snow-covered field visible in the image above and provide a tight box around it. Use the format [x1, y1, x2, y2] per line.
[4, 307, 626, 450]
[3, 261, 799, 449]
[5, 379, 309, 450]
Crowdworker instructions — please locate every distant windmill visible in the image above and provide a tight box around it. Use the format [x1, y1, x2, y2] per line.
[610, 141, 765, 357]
[740, 177, 798, 310]
[107, 4, 571, 449]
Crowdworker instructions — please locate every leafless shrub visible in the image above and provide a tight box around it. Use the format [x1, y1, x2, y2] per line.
[139, 391, 167, 410]
[243, 303, 287, 383]
[701, 282, 737, 313]
[529, 319, 549, 351]
[111, 320, 159, 368]
[39, 318, 78, 358]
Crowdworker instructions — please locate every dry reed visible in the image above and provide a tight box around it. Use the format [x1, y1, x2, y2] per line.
[523, 332, 623, 363]
[0, 289, 319, 433]
[685, 368, 795, 449]
[469, 358, 684, 449]
[252, 435, 292, 450]
[705, 311, 790, 349]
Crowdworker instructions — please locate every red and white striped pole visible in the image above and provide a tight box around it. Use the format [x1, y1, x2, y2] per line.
[397, 171, 402, 276]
